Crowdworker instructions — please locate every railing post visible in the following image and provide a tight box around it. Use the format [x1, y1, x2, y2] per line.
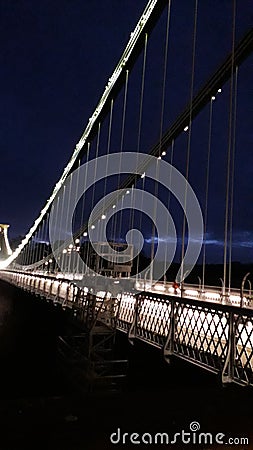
[29, 276, 32, 291]
[48, 278, 53, 299]
[65, 282, 70, 304]
[73, 285, 80, 304]
[222, 310, 235, 384]
[128, 294, 140, 345]
[56, 281, 62, 303]
[163, 298, 175, 363]
[43, 277, 47, 298]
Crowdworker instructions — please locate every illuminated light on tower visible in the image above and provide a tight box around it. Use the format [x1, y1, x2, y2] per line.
[0, 224, 12, 260]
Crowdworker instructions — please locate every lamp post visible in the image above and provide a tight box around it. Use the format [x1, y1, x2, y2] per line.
[197, 276, 202, 298]
[219, 277, 224, 288]
[62, 249, 67, 277]
[247, 279, 252, 307]
[180, 269, 190, 298]
[219, 278, 225, 303]
[240, 272, 250, 308]
[247, 279, 252, 296]
[144, 267, 151, 292]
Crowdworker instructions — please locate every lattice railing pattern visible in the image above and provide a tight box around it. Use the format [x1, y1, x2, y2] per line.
[135, 295, 171, 347]
[173, 301, 229, 371]
[117, 293, 136, 333]
[233, 314, 253, 385]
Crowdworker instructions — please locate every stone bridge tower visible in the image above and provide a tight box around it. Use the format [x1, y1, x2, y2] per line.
[0, 224, 12, 260]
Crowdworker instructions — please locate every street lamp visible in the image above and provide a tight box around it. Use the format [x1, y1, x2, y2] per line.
[48, 258, 53, 274]
[197, 276, 202, 298]
[219, 277, 224, 292]
[247, 279, 252, 307]
[247, 279, 252, 297]
[218, 277, 226, 303]
[144, 267, 151, 292]
[240, 272, 250, 308]
[62, 249, 67, 277]
[180, 269, 190, 298]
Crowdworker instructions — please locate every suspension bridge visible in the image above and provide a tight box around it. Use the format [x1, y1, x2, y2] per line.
[0, 0, 253, 390]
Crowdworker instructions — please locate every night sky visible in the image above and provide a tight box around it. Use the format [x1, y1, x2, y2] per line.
[0, 0, 253, 263]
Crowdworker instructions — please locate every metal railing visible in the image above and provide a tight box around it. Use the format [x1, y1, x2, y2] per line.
[0, 269, 252, 387]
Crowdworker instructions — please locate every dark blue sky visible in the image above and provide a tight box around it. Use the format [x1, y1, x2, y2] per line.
[0, 0, 253, 263]
[0, 0, 148, 233]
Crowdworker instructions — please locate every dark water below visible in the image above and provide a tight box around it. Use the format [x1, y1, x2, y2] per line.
[0, 280, 252, 450]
